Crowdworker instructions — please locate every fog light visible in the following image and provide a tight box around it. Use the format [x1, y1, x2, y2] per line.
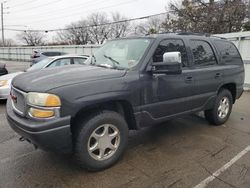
[29, 108, 55, 118]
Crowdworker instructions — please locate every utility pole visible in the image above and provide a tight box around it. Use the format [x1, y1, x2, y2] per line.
[1, 3, 4, 47]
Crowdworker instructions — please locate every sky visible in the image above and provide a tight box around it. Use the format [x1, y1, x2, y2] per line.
[2, 0, 169, 42]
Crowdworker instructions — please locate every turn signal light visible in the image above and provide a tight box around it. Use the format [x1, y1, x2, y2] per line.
[29, 108, 55, 118]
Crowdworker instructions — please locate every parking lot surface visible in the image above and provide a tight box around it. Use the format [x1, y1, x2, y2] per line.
[0, 60, 250, 188]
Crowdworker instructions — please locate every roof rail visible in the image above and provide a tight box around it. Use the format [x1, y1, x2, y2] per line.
[145, 31, 173, 36]
[210, 35, 227, 40]
[177, 32, 211, 37]
[147, 31, 212, 37]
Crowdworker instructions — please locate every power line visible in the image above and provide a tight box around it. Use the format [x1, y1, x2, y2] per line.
[10, 0, 63, 13]
[24, 0, 138, 24]
[10, 0, 40, 8]
[7, 0, 113, 18]
[4, 12, 169, 32]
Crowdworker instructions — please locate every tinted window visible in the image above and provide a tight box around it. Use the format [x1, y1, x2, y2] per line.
[73, 57, 87, 65]
[214, 40, 242, 65]
[48, 58, 71, 67]
[153, 39, 188, 67]
[43, 52, 61, 56]
[190, 40, 217, 66]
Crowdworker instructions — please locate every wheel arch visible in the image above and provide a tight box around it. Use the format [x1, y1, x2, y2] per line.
[218, 83, 236, 103]
[70, 100, 138, 135]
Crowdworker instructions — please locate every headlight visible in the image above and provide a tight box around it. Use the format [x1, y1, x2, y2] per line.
[0, 80, 8, 87]
[27, 92, 61, 107]
[27, 92, 61, 119]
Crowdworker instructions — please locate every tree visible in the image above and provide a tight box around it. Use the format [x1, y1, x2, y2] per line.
[243, 21, 250, 31]
[56, 20, 90, 45]
[167, 0, 249, 34]
[135, 17, 166, 35]
[87, 12, 110, 44]
[16, 31, 46, 46]
[0, 38, 15, 47]
[109, 12, 130, 38]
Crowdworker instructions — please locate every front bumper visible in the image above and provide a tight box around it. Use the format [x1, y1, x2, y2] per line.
[6, 99, 72, 153]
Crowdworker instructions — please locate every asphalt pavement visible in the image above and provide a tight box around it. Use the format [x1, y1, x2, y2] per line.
[0, 60, 250, 188]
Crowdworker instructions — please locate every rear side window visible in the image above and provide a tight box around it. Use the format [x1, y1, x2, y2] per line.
[153, 39, 188, 67]
[73, 57, 87, 65]
[48, 58, 71, 67]
[190, 40, 217, 66]
[43, 52, 61, 56]
[214, 40, 242, 65]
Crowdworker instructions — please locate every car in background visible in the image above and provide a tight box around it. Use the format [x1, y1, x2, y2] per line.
[0, 63, 8, 76]
[31, 51, 67, 66]
[0, 55, 88, 100]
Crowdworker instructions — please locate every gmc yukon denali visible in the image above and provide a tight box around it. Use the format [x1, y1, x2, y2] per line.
[7, 34, 245, 171]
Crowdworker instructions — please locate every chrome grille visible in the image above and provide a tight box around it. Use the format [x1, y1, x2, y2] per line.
[11, 87, 26, 116]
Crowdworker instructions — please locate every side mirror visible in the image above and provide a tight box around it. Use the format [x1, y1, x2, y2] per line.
[152, 52, 182, 74]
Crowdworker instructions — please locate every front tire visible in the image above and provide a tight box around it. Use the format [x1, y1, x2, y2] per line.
[74, 111, 128, 171]
[205, 89, 233, 126]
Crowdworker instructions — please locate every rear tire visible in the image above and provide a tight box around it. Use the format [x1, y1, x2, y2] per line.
[74, 111, 128, 171]
[204, 89, 233, 126]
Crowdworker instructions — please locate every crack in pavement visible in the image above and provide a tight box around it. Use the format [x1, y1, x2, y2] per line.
[239, 165, 249, 180]
[211, 145, 228, 157]
[167, 178, 182, 188]
[0, 150, 38, 164]
[0, 134, 18, 144]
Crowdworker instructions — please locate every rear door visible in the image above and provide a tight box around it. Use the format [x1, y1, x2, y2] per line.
[188, 39, 223, 109]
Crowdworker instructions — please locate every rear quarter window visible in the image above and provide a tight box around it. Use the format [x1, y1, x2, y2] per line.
[214, 40, 243, 65]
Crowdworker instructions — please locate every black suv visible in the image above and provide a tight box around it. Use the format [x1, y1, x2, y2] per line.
[7, 34, 245, 171]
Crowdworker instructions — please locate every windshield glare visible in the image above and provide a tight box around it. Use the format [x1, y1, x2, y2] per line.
[27, 58, 53, 71]
[86, 39, 151, 69]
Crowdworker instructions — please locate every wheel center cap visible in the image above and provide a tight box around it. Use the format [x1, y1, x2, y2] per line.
[99, 135, 110, 148]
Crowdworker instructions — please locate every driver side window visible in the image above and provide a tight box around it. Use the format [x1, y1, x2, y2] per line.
[153, 39, 188, 67]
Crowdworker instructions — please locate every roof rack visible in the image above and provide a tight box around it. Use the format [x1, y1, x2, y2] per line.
[177, 32, 211, 37]
[148, 31, 212, 37]
[210, 35, 227, 40]
[146, 32, 227, 39]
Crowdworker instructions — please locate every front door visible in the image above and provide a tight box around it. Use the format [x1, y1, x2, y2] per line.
[141, 38, 196, 119]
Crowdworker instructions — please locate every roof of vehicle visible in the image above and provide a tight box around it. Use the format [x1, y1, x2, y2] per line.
[120, 32, 228, 41]
[48, 54, 89, 59]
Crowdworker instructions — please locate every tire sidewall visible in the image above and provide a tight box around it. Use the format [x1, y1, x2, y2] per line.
[75, 111, 128, 170]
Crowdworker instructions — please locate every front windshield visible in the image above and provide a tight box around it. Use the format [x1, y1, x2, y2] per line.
[85, 38, 151, 69]
[27, 57, 53, 71]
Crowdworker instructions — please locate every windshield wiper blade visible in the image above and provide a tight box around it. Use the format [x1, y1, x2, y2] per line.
[97, 64, 113, 68]
[103, 54, 120, 68]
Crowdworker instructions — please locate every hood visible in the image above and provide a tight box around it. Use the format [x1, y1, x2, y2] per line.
[0, 72, 24, 86]
[0, 72, 23, 80]
[12, 65, 126, 92]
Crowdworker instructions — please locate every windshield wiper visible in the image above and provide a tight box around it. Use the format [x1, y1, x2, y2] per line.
[103, 54, 120, 68]
[96, 64, 113, 69]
